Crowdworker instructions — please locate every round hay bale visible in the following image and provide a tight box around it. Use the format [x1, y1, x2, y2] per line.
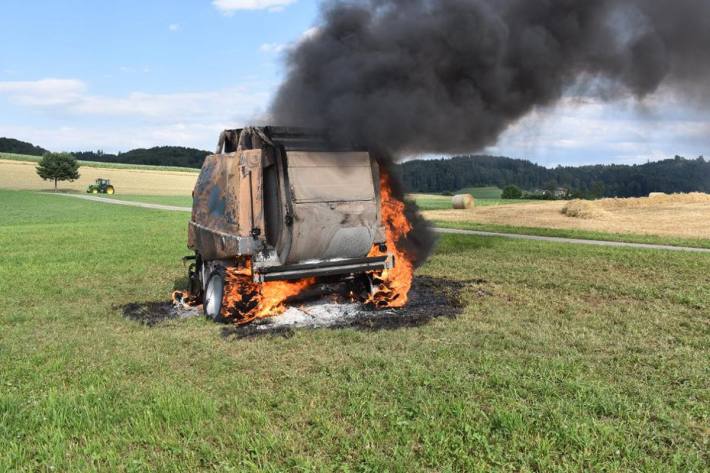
[452, 194, 475, 209]
[561, 199, 609, 219]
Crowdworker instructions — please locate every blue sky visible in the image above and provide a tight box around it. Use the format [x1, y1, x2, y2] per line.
[1, 0, 708, 166]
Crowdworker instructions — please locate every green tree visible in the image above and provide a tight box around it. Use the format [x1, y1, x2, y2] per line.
[501, 184, 523, 199]
[36, 153, 80, 191]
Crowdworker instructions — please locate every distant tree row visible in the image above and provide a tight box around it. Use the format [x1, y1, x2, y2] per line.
[72, 146, 210, 168]
[0, 137, 48, 156]
[398, 155, 710, 198]
[0, 138, 209, 168]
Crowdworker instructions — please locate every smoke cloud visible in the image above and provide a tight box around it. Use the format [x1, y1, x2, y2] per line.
[271, 0, 710, 155]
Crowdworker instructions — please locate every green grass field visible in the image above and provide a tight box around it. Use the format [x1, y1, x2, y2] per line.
[433, 220, 710, 250]
[1, 189, 708, 471]
[1, 152, 199, 173]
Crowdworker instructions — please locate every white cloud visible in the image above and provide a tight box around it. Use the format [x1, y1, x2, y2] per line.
[0, 78, 268, 120]
[300, 26, 319, 42]
[0, 123, 238, 152]
[259, 27, 319, 56]
[259, 42, 287, 54]
[489, 93, 710, 166]
[168, 23, 180, 32]
[0, 78, 271, 151]
[0, 79, 85, 106]
[212, 0, 295, 14]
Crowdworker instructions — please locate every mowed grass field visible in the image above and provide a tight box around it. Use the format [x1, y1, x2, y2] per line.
[1, 189, 708, 471]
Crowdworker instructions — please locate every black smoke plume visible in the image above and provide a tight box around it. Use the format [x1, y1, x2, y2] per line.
[272, 0, 710, 156]
[270, 0, 710, 266]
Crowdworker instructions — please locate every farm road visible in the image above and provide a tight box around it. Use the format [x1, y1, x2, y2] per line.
[48, 193, 710, 254]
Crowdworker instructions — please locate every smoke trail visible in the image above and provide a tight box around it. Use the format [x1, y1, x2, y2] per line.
[271, 0, 710, 155]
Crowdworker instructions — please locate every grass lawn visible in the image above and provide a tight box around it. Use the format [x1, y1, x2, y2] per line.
[1, 189, 708, 471]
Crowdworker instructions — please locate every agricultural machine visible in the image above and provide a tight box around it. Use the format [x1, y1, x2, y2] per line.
[183, 126, 395, 322]
[87, 178, 115, 195]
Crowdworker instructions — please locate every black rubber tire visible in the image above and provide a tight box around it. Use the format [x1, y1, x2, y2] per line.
[203, 269, 227, 323]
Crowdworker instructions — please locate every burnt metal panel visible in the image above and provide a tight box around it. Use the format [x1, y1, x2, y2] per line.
[237, 149, 265, 239]
[287, 151, 375, 203]
[254, 255, 393, 282]
[218, 126, 363, 152]
[188, 221, 256, 260]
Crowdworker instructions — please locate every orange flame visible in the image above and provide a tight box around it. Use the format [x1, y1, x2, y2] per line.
[367, 170, 415, 308]
[222, 260, 315, 325]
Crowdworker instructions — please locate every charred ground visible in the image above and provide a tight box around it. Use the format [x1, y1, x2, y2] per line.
[120, 276, 489, 337]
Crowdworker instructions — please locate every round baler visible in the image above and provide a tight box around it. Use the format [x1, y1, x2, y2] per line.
[186, 127, 394, 321]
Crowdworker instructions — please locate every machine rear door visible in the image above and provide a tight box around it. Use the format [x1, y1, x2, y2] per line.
[281, 151, 379, 264]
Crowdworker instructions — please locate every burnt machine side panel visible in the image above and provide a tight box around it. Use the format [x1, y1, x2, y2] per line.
[189, 152, 249, 260]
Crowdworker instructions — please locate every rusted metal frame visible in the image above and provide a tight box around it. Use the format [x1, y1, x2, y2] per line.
[188, 221, 256, 254]
[254, 255, 393, 282]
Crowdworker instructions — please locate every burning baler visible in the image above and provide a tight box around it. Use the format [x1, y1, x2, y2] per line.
[184, 126, 397, 323]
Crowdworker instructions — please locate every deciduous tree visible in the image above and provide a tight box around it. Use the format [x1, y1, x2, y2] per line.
[36, 153, 80, 191]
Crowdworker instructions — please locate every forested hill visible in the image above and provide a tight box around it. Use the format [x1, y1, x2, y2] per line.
[400, 155, 710, 198]
[72, 147, 210, 168]
[0, 137, 48, 156]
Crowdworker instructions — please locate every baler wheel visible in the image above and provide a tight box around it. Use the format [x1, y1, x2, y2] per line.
[204, 270, 227, 323]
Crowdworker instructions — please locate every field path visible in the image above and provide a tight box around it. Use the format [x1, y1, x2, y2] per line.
[435, 228, 710, 253]
[48, 193, 710, 253]
[46, 192, 192, 213]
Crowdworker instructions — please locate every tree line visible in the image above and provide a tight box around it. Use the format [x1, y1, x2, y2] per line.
[0, 137, 48, 156]
[72, 147, 210, 168]
[4, 137, 709, 198]
[398, 155, 710, 198]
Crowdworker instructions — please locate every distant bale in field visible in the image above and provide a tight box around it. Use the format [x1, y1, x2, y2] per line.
[561, 200, 609, 219]
[452, 194, 475, 209]
[648, 192, 667, 198]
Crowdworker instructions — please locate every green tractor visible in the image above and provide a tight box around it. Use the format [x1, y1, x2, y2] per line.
[87, 178, 115, 195]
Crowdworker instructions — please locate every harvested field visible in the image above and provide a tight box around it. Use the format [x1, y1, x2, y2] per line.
[561, 200, 611, 219]
[425, 193, 710, 239]
[0, 159, 197, 195]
